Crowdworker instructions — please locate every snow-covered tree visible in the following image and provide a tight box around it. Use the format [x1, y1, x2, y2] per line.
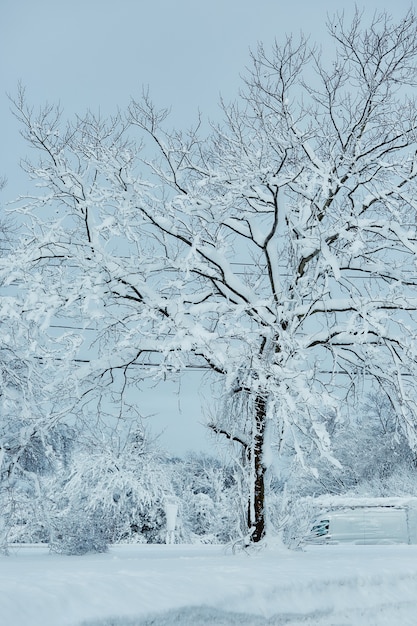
[8, 9, 417, 543]
[0, 203, 78, 550]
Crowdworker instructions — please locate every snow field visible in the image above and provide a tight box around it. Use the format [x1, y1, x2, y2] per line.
[1, 543, 417, 625]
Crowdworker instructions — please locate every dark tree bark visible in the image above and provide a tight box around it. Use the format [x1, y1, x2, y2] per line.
[249, 394, 267, 542]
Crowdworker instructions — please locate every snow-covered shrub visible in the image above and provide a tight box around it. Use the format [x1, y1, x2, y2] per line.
[49, 506, 109, 555]
[172, 454, 241, 543]
[49, 427, 173, 547]
[185, 492, 216, 537]
[0, 483, 51, 545]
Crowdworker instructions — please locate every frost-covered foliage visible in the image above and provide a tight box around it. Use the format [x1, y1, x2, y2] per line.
[0, 422, 74, 551]
[6, 9, 417, 542]
[280, 392, 417, 501]
[171, 454, 242, 543]
[329, 393, 416, 489]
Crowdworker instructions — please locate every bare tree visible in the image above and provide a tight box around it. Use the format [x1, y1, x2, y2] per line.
[9, 9, 417, 542]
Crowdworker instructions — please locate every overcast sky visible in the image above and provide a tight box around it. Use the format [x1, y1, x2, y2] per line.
[1, 0, 414, 455]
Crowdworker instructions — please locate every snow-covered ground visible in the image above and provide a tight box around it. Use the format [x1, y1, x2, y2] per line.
[2, 541, 417, 625]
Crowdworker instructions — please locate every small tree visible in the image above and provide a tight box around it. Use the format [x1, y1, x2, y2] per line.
[9, 9, 417, 542]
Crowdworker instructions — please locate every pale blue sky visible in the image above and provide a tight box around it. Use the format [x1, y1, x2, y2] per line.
[1, 0, 415, 455]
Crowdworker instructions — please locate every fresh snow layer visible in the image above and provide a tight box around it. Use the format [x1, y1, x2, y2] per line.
[1, 542, 417, 625]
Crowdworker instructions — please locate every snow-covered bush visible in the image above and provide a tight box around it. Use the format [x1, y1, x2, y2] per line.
[49, 506, 109, 555]
[172, 454, 242, 543]
[48, 426, 173, 550]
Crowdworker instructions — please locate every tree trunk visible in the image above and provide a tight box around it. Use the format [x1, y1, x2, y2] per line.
[248, 394, 267, 543]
